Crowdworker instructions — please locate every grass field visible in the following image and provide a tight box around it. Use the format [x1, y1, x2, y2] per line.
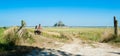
[42, 27, 114, 41]
[0, 27, 120, 56]
[41, 27, 120, 47]
[0, 27, 120, 51]
[1, 27, 120, 43]
[21, 27, 120, 43]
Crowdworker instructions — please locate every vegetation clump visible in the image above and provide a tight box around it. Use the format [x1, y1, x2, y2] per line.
[54, 21, 65, 27]
[0, 26, 35, 52]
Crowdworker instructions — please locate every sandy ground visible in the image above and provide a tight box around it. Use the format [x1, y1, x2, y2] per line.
[26, 37, 120, 56]
[59, 38, 120, 56]
[26, 31, 120, 56]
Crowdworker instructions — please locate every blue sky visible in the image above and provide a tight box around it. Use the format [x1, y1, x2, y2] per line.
[0, 0, 120, 26]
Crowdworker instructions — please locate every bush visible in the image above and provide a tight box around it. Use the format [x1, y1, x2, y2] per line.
[100, 31, 120, 43]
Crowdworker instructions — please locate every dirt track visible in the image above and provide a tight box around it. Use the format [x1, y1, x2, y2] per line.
[26, 37, 120, 56]
[59, 38, 120, 56]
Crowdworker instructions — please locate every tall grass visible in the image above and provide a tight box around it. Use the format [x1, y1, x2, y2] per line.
[0, 27, 35, 52]
[0, 27, 119, 51]
[43, 27, 113, 42]
[0, 27, 12, 52]
[0, 27, 8, 44]
[43, 27, 120, 47]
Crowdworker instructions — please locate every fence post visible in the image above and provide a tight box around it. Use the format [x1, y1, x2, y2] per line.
[114, 16, 118, 37]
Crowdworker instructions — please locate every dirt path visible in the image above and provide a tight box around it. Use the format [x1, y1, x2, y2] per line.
[59, 38, 120, 56]
[26, 31, 120, 56]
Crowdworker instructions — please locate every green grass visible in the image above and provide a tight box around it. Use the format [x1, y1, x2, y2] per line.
[0, 27, 6, 43]
[42, 27, 114, 42]
[78, 32, 101, 41]
[0, 27, 35, 52]
[42, 27, 120, 47]
[107, 35, 120, 47]
[41, 31, 68, 42]
[0, 27, 11, 52]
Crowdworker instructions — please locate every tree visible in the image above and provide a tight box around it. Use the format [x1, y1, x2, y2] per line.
[54, 21, 65, 27]
[54, 23, 58, 27]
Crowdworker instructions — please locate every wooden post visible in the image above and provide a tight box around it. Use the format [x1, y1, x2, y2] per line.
[114, 16, 118, 37]
[21, 20, 26, 27]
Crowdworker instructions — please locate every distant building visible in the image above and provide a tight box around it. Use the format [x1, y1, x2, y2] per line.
[54, 21, 65, 27]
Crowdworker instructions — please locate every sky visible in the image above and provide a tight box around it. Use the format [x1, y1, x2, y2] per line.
[0, 0, 120, 26]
